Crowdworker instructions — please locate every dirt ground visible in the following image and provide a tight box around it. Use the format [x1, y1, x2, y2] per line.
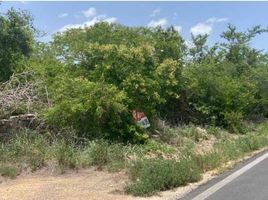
[0, 168, 132, 200]
[0, 167, 216, 200]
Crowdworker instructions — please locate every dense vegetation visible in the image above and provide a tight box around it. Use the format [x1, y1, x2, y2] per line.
[1, 8, 268, 196]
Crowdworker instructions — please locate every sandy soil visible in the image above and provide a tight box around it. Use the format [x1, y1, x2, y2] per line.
[0, 166, 216, 200]
[0, 168, 131, 200]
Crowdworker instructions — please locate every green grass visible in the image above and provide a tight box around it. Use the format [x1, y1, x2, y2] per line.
[47, 140, 78, 172]
[195, 129, 268, 173]
[0, 166, 19, 179]
[125, 122, 268, 196]
[0, 121, 267, 196]
[125, 158, 201, 196]
[1, 130, 48, 171]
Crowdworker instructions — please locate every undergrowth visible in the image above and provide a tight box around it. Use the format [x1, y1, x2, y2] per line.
[0, 121, 267, 196]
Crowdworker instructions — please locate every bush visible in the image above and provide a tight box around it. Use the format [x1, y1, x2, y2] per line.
[126, 158, 201, 196]
[223, 111, 246, 134]
[45, 77, 147, 142]
[183, 61, 256, 128]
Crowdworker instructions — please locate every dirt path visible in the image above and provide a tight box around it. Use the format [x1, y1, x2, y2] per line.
[0, 166, 218, 200]
[0, 168, 134, 200]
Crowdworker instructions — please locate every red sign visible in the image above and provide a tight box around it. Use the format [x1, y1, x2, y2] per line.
[132, 110, 150, 129]
[132, 110, 146, 122]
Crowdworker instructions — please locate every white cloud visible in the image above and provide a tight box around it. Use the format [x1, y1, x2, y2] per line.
[148, 18, 168, 28]
[174, 25, 182, 33]
[82, 7, 97, 18]
[150, 8, 161, 17]
[190, 17, 228, 36]
[58, 13, 68, 18]
[59, 15, 117, 32]
[190, 23, 213, 36]
[206, 17, 228, 23]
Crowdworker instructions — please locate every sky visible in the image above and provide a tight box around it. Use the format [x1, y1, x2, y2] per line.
[1, 1, 268, 52]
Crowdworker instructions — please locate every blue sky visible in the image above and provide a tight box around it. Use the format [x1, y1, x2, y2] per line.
[1, 1, 268, 52]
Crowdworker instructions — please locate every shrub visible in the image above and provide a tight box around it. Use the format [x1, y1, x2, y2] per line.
[126, 158, 201, 196]
[223, 111, 246, 134]
[45, 77, 147, 142]
[183, 61, 256, 128]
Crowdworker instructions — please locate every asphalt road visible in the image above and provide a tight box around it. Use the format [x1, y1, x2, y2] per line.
[181, 150, 268, 200]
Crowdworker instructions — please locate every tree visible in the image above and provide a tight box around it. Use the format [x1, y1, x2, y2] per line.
[0, 8, 35, 81]
[50, 23, 186, 121]
[188, 34, 209, 62]
[220, 24, 268, 70]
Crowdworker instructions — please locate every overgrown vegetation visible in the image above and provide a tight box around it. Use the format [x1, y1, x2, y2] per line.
[0, 8, 268, 197]
[0, 122, 268, 195]
[126, 158, 201, 196]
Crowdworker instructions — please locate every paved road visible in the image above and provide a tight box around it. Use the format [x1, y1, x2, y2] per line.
[181, 151, 268, 200]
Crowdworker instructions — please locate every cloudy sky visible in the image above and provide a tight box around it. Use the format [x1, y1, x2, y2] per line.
[1, 1, 268, 51]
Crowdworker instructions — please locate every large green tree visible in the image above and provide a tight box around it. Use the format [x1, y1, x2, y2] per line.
[0, 8, 35, 81]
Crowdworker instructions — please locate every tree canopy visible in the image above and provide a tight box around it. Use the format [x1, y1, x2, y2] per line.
[1, 8, 268, 142]
[0, 8, 35, 81]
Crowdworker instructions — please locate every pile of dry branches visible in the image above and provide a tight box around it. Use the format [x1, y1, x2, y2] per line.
[0, 71, 47, 118]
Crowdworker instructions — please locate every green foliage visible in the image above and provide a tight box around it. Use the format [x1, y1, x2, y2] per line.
[45, 77, 146, 142]
[221, 24, 268, 66]
[1, 8, 268, 145]
[85, 140, 128, 172]
[183, 60, 256, 130]
[0, 8, 35, 81]
[188, 34, 209, 62]
[125, 158, 201, 196]
[50, 23, 185, 123]
[181, 25, 268, 131]
[251, 64, 268, 117]
[53, 23, 184, 64]
[34, 21, 268, 136]
[223, 111, 246, 133]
